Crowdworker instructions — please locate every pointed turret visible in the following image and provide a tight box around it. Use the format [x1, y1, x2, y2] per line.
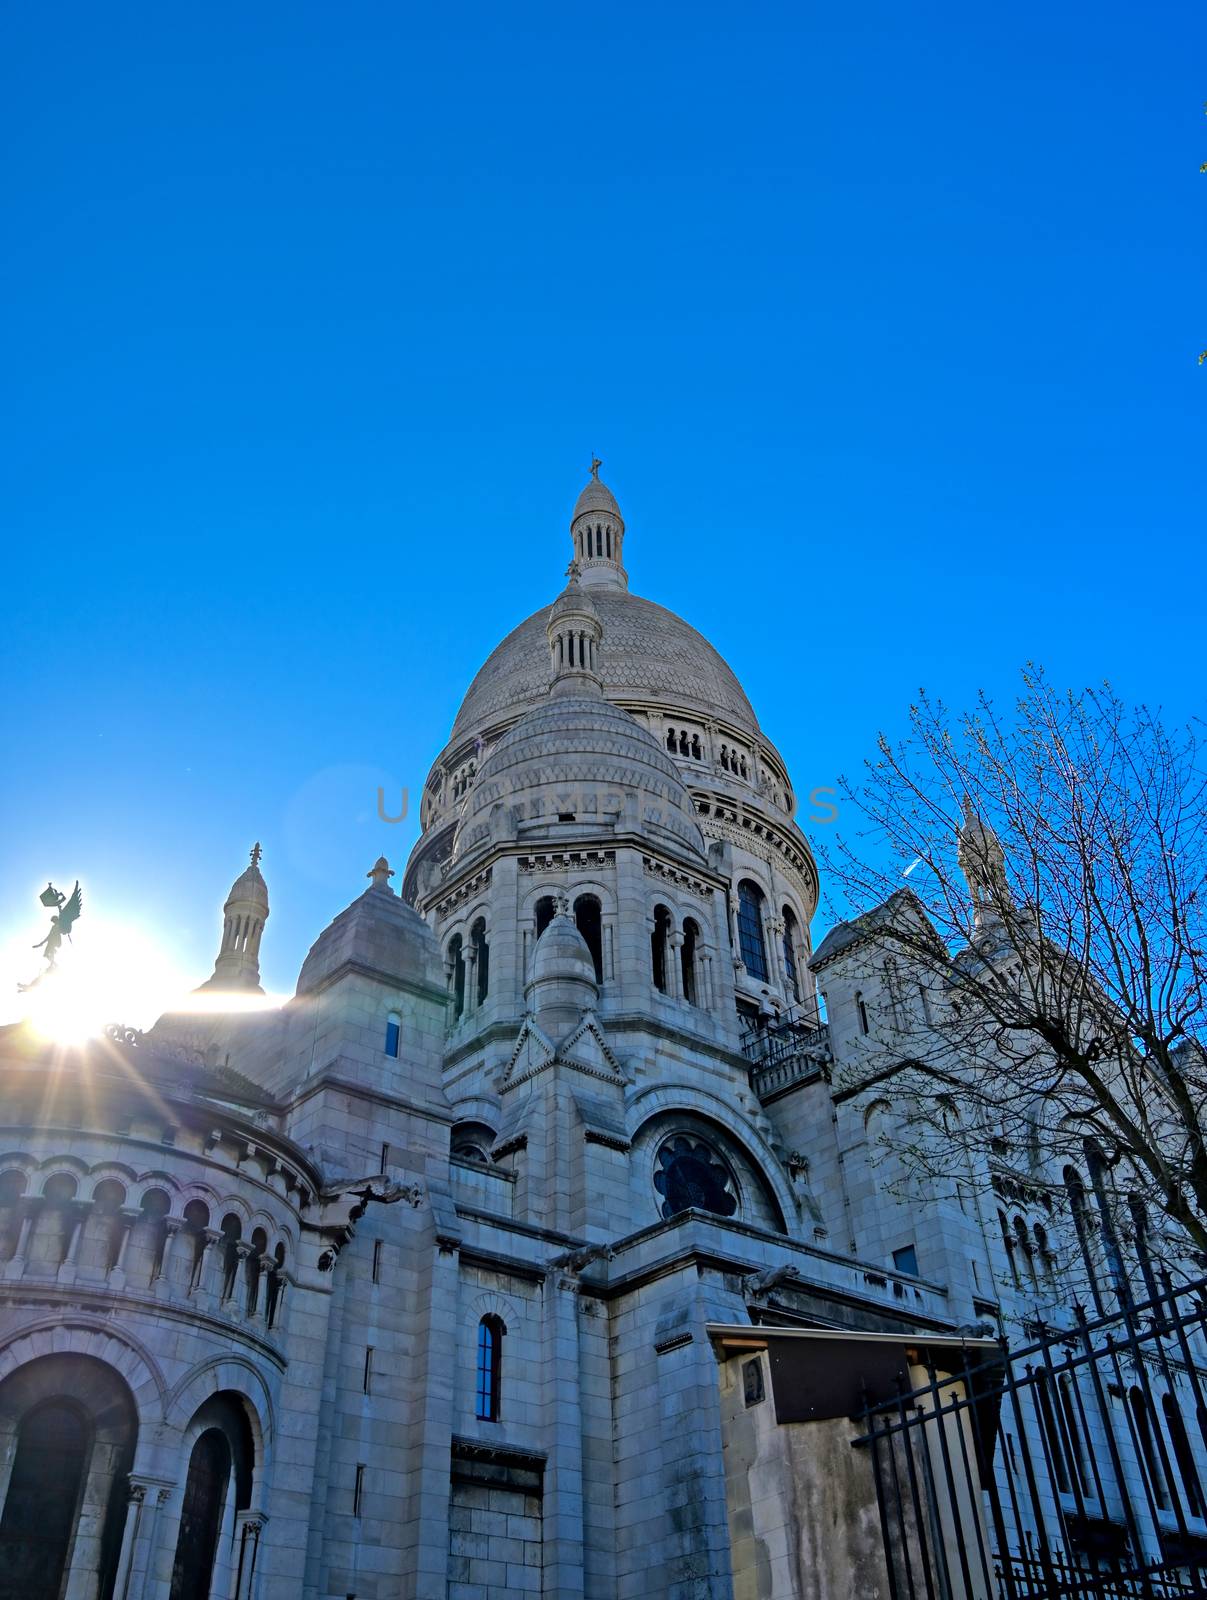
[956, 798, 1012, 932]
[199, 843, 269, 992]
[569, 458, 627, 590]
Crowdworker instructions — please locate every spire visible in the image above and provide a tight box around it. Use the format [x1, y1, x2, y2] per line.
[570, 461, 627, 590]
[199, 844, 269, 992]
[956, 797, 1012, 932]
[547, 570, 603, 698]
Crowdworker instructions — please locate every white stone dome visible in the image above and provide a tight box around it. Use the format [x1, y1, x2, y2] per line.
[450, 589, 759, 742]
[454, 693, 706, 861]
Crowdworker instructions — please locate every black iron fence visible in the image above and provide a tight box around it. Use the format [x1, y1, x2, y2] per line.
[853, 1271, 1207, 1599]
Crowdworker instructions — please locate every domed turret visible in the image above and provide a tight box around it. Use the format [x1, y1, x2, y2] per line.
[547, 575, 603, 697]
[570, 459, 627, 590]
[525, 896, 598, 1030]
[199, 843, 269, 992]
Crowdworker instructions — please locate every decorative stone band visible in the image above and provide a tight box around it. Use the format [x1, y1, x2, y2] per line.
[640, 855, 715, 902]
[516, 849, 617, 873]
[432, 866, 493, 919]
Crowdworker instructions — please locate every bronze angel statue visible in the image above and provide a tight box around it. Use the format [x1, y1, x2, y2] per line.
[26, 881, 83, 976]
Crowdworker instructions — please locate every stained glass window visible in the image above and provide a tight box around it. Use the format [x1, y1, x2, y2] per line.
[736, 881, 768, 982]
[475, 1316, 503, 1421]
[654, 1136, 737, 1220]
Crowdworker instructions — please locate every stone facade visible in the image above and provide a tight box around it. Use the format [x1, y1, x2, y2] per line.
[1, 468, 1203, 1599]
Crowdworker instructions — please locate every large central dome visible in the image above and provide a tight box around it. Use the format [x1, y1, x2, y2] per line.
[451, 588, 759, 741]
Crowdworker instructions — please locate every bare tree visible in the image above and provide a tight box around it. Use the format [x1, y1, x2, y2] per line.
[817, 667, 1207, 1259]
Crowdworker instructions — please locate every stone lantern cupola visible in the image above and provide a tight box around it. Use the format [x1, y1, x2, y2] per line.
[547, 574, 603, 697]
[200, 843, 269, 992]
[570, 459, 626, 590]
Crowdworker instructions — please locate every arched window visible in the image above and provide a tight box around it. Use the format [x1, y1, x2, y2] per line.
[471, 919, 489, 1006]
[574, 894, 604, 983]
[1012, 1216, 1037, 1287]
[1129, 1387, 1169, 1510]
[720, 745, 730, 772]
[782, 906, 801, 1003]
[183, 1199, 210, 1289]
[0, 1170, 27, 1261]
[1034, 1371, 1071, 1494]
[384, 1011, 401, 1059]
[534, 896, 556, 940]
[999, 1210, 1019, 1285]
[1129, 1196, 1160, 1305]
[219, 1213, 242, 1301]
[1085, 1140, 1128, 1302]
[1032, 1222, 1054, 1283]
[475, 1315, 505, 1422]
[855, 991, 870, 1035]
[651, 905, 671, 993]
[736, 881, 768, 982]
[1163, 1392, 1204, 1519]
[666, 727, 677, 753]
[138, 1188, 170, 1281]
[1059, 1376, 1092, 1497]
[1063, 1168, 1103, 1315]
[266, 1243, 287, 1328]
[691, 734, 702, 759]
[246, 1227, 268, 1316]
[448, 935, 466, 1020]
[681, 919, 700, 1006]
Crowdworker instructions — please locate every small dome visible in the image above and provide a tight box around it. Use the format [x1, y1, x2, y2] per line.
[226, 844, 268, 909]
[549, 580, 600, 626]
[454, 694, 705, 861]
[297, 879, 442, 996]
[573, 475, 622, 524]
[531, 910, 598, 991]
[526, 907, 598, 1028]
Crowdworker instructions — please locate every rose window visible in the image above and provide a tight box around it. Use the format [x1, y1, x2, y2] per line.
[654, 1135, 738, 1220]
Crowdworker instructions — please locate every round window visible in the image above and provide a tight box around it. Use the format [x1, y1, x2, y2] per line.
[654, 1135, 738, 1220]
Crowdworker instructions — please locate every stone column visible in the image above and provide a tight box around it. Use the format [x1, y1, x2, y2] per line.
[229, 1242, 253, 1315]
[154, 1218, 183, 1297]
[465, 946, 479, 1016]
[109, 1206, 140, 1288]
[667, 929, 685, 1001]
[3, 1200, 41, 1280]
[250, 1255, 272, 1322]
[58, 1202, 89, 1283]
[542, 1271, 586, 1600]
[232, 1511, 266, 1599]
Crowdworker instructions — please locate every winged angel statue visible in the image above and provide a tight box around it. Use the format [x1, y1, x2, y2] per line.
[18, 881, 83, 991]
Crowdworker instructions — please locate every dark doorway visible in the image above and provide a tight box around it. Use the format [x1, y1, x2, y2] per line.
[0, 1399, 89, 1599]
[170, 1429, 232, 1600]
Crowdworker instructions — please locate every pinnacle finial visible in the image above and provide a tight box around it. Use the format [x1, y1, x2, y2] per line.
[250, 842, 263, 868]
[590, 455, 602, 480]
[367, 856, 395, 892]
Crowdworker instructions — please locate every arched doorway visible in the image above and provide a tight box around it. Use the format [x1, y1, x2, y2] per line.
[0, 1353, 137, 1600]
[168, 1393, 254, 1600]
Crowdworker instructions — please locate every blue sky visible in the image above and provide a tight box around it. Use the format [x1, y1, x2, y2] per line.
[3, 1, 1204, 1015]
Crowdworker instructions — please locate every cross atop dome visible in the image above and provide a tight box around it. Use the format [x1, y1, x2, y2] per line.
[570, 464, 627, 591]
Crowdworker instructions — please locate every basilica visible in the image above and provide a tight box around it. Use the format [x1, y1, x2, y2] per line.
[2, 470, 1205, 1600]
